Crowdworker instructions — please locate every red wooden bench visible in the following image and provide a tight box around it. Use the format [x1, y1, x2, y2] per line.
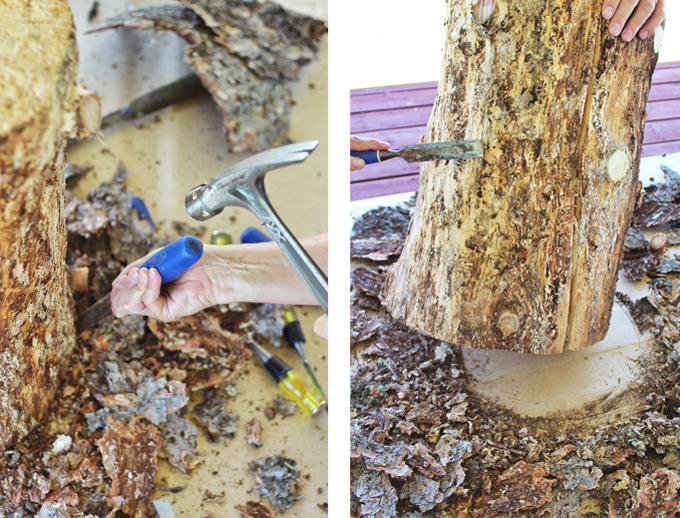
[351, 61, 680, 201]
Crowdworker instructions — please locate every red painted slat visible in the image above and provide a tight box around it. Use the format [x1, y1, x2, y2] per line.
[646, 99, 680, 121]
[351, 174, 421, 201]
[350, 88, 437, 113]
[642, 140, 680, 157]
[641, 140, 680, 157]
[642, 119, 680, 144]
[351, 81, 438, 96]
[351, 159, 419, 183]
[648, 82, 680, 102]
[652, 67, 680, 84]
[351, 105, 434, 133]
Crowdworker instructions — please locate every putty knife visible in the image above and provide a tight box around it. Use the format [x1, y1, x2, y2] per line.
[350, 139, 483, 164]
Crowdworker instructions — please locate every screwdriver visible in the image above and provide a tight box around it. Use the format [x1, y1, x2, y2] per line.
[247, 341, 326, 416]
[282, 306, 327, 405]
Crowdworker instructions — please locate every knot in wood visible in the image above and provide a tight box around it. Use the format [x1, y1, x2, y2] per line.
[498, 310, 519, 336]
[472, 0, 495, 24]
[607, 150, 630, 183]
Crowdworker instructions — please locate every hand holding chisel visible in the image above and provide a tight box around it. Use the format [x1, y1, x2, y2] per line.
[76, 236, 204, 334]
[350, 139, 483, 164]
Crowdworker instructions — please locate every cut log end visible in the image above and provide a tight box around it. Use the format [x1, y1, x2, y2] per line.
[472, 0, 496, 24]
[654, 27, 664, 54]
[73, 86, 101, 138]
[498, 311, 519, 336]
[607, 150, 630, 183]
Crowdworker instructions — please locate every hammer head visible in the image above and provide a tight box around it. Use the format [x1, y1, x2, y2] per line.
[185, 140, 319, 221]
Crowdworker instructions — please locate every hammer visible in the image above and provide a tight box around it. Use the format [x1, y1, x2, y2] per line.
[185, 141, 328, 312]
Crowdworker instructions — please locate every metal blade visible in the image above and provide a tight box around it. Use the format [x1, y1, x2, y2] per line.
[75, 293, 113, 334]
[399, 139, 483, 162]
[153, 499, 177, 518]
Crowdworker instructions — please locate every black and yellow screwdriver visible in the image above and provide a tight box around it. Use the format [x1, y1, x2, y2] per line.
[282, 306, 327, 405]
[247, 341, 326, 416]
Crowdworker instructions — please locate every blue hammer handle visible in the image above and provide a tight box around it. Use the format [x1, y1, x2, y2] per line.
[140, 236, 203, 283]
[350, 149, 382, 165]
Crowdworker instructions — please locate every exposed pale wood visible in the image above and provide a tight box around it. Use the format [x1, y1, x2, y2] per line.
[382, 0, 659, 354]
[0, 0, 96, 449]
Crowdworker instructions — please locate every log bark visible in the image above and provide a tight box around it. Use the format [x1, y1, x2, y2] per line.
[382, 0, 660, 354]
[0, 0, 99, 450]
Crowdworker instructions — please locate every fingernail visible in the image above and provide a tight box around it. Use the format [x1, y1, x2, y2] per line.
[639, 30, 649, 39]
[603, 6, 614, 18]
[127, 270, 139, 287]
[610, 22, 621, 36]
[622, 29, 633, 41]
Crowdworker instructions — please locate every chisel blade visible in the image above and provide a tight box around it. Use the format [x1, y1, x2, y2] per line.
[398, 139, 483, 162]
[76, 293, 112, 335]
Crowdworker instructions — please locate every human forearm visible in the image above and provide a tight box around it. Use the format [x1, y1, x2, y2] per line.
[207, 233, 328, 306]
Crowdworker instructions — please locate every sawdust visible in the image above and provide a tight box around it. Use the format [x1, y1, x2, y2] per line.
[350, 178, 680, 517]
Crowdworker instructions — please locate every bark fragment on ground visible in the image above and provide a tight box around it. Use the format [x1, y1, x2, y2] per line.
[192, 387, 239, 441]
[88, 3, 326, 152]
[248, 455, 302, 513]
[264, 395, 297, 420]
[349, 176, 680, 516]
[98, 416, 161, 517]
[246, 418, 262, 447]
[236, 500, 275, 518]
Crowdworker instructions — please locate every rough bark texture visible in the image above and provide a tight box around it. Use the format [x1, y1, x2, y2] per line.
[382, 0, 659, 354]
[0, 0, 97, 450]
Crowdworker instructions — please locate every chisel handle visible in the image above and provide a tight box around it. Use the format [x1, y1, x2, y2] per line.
[141, 236, 203, 283]
[350, 149, 387, 165]
[241, 226, 272, 244]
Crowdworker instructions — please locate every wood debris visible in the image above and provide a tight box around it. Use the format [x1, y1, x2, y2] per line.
[235, 500, 275, 518]
[350, 164, 680, 516]
[248, 455, 302, 514]
[192, 387, 239, 441]
[88, 2, 326, 152]
[97, 416, 161, 517]
[264, 395, 297, 420]
[245, 418, 262, 447]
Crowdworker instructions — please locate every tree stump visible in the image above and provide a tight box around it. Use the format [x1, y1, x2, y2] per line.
[0, 0, 100, 450]
[382, 0, 661, 354]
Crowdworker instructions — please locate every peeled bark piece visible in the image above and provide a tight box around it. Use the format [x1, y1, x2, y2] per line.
[88, 3, 326, 152]
[0, 0, 99, 451]
[97, 416, 161, 518]
[383, 3, 659, 354]
[180, 0, 327, 79]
